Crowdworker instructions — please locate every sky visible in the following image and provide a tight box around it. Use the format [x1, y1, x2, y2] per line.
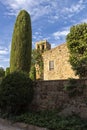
[0, 0, 87, 69]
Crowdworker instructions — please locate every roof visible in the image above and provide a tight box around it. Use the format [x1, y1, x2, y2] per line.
[43, 43, 67, 55]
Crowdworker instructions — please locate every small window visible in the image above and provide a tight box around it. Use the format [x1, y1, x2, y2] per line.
[49, 61, 54, 70]
[42, 44, 44, 50]
[37, 45, 40, 49]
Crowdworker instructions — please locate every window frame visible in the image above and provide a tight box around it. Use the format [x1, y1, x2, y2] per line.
[49, 60, 54, 71]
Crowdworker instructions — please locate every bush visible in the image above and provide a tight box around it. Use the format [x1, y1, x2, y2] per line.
[0, 78, 1, 91]
[13, 111, 87, 130]
[5, 67, 10, 76]
[29, 65, 36, 80]
[0, 67, 5, 78]
[0, 72, 33, 115]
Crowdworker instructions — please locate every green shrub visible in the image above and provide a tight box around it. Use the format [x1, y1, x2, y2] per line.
[0, 67, 5, 78]
[5, 67, 10, 76]
[29, 65, 36, 80]
[0, 72, 33, 115]
[0, 78, 1, 91]
[13, 111, 87, 130]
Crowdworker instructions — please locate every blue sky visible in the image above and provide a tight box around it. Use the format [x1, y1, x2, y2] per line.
[0, 0, 87, 69]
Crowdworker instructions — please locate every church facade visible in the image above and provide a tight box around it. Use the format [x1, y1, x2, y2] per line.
[36, 40, 78, 80]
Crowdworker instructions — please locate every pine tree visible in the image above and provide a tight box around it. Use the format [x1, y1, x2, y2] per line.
[10, 10, 32, 74]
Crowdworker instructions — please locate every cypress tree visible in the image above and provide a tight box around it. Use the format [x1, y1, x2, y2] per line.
[10, 10, 32, 74]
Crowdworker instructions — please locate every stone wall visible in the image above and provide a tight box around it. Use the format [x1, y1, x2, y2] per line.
[32, 79, 87, 118]
[43, 43, 78, 80]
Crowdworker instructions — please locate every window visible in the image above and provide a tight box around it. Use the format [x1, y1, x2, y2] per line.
[49, 61, 54, 70]
[42, 45, 44, 50]
[37, 45, 40, 49]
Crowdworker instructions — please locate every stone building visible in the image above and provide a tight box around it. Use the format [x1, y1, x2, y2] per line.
[36, 40, 78, 80]
[35, 40, 51, 79]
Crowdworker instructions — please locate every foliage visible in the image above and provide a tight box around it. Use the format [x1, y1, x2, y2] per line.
[64, 78, 85, 97]
[29, 65, 36, 80]
[0, 67, 5, 78]
[0, 78, 2, 85]
[9, 110, 87, 130]
[29, 49, 43, 80]
[10, 10, 32, 74]
[0, 72, 33, 115]
[5, 67, 10, 76]
[66, 23, 87, 78]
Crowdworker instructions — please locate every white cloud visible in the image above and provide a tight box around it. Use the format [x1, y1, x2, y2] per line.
[0, 47, 9, 55]
[1, 58, 9, 62]
[70, 18, 87, 26]
[0, 58, 9, 68]
[1, 0, 52, 21]
[0, 0, 85, 22]
[0, 64, 5, 68]
[0, 54, 9, 67]
[51, 43, 56, 48]
[0, 55, 9, 62]
[0, 50, 8, 55]
[53, 30, 69, 40]
[62, 0, 85, 14]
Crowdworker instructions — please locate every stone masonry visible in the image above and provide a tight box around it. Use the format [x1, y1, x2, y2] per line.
[31, 79, 87, 118]
[43, 43, 78, 80]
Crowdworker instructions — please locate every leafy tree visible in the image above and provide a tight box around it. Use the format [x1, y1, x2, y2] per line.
[0, 67, 5, 78]
[29, 49, 43, 80]
[10, 10, 32, 74]
[66, 23, 87, 78]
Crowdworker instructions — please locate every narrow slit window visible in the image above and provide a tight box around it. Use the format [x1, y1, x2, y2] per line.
[49, 61, 54, 70]
[38, 45, 40, 49]
[42, 44, 44, 50]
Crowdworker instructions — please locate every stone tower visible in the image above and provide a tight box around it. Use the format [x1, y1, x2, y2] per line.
[35, 40, 51, 80]
[36, 40, 51, 52]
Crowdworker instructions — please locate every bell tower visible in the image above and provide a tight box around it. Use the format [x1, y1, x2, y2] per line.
[36, 40, 51, 52]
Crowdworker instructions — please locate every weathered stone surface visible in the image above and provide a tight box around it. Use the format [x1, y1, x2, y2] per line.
[31, 79, 87, 118]
[0, 118, 21, 130]
[0, 118, 48, 130]
[43, 43, 78, 80]
[27, 125, 48, 130]
[13, 122, 28, 129]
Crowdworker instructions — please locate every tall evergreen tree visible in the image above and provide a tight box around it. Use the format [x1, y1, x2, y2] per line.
[10, 10, 32, 74]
